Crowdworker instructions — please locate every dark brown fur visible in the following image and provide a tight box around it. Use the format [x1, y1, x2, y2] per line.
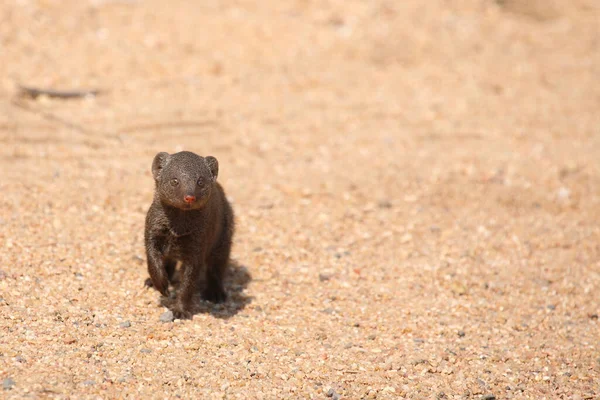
[144, 151, 234, 319]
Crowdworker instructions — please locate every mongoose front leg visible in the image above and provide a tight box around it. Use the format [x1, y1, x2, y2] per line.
[203, 234, 231, 303]
[146, 241, 170, 297]
[144, 259, 177, 289]
[171, 259, 202, 319]
[203, 262, 227, 303]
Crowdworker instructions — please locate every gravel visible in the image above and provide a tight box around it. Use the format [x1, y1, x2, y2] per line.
[159, 310, 175, 323]
[0, 0, 598, 398]
[3, 378, 15, 391]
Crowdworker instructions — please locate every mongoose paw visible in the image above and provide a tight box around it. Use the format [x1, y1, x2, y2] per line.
[171, 305, 193, 320]
[161, 297, 193, 319]
[202, 286, 227, 304]
[148, 277, 170, 297]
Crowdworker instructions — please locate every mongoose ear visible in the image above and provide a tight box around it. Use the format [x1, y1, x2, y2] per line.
[152, 152, 170, 180]
[205, 156, 219, 181]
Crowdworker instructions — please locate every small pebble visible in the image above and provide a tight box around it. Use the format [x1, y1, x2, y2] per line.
[119, 321, 131, 328]
[160, 310, 174, 323]
[378, 200, 392, 209]
[367, 334, 376, 340]
[15, 356, 26, 363]
[458, 330, 466, 337]
[319, 273, 331, 282]
[3, 378, 15, 390]
[327, 388, 340, 399]
[482, 395, 496, 400]
[588, 313, 598, 320]
[557, 187, 570, 200]
[82, 380, 95, 386]
[140, 348, 152, 354]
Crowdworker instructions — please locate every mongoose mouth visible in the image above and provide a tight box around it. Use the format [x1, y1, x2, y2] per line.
[175, 196, 209, 210]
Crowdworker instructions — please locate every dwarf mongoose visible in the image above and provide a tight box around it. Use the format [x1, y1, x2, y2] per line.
[144, 151, 234, 319]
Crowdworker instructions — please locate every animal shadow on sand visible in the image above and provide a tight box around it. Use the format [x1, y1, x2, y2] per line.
[158, 260, 253, 319]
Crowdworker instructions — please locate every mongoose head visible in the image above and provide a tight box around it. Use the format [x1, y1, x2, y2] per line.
[151, 151, 219, 210]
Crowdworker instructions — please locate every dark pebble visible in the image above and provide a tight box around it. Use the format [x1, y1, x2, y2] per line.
[547, 304, 556, 310]
[334, 251, 351, 259]
[15, 356, 26, 363]
[74, 272, 83, 279]
[119, 321, 131, 328]
[378, 200, 392, 209]
[588, 313, 598, 320]
[367, 334, 376, 340]
[458, 330, 466, 337]
[482, 395, 496, 400]
[159, 310, 174, 323]
[3, 378, 15, 390]
[353, 322, 360, 328]
[319, 273, 331, 282]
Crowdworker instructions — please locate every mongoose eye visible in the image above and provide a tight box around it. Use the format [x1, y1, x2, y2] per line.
[170, 178, 179, 187]
[197, 178, 205, 187]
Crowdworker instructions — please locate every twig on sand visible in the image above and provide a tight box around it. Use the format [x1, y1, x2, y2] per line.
[18, 85, 101, 100]
[10, 97, 95, 135]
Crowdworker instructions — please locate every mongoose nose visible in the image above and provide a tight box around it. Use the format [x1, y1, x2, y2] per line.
[184, 195, 196, 204]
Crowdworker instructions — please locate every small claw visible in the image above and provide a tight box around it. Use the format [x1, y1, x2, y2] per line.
[144, 278, 153, 288]
[151, 278, 170, 297]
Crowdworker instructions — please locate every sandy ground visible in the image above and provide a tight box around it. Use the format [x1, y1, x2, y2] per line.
[1, 0, 599, 398]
